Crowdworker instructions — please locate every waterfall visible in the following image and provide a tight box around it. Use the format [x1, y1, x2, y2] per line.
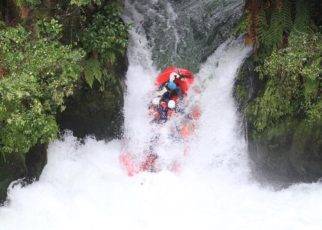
[1, 1, 322, 230]
[125, 0, 244, 71]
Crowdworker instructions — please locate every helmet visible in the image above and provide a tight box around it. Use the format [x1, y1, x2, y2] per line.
[168, 100, 176, 109]
[167, 81, 177, 91]
[169, 72, 180, 81]
[152, 97, 160, 105]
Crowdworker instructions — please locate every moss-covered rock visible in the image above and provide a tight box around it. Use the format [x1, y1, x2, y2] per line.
[57, 53, 127, 140]
[0, 153, 25, 204]
[0, 143, 47, 203]
[25, 143, 48, 182]
[234, 57, 322, 184]
[248, 121, 322, 183]
[233, 58, 264, 112]
[290, 122, 322, 180]
[57, 79, 124, 140]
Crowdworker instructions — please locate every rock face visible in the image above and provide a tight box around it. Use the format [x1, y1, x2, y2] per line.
[127, 0, 244, 72]
[0, 153, 25, 204]
[25, 144, 48, 181]
[248, 122, 322, 183]
[57, 81, 124, 140]
[57, 55, 127, 140]
[0, 144, 47, 203]
[234, 57, 322, 184]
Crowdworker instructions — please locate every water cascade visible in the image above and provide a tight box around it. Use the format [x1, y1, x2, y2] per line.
[1, 1, 322, 229]
[126, 0, 244, 71]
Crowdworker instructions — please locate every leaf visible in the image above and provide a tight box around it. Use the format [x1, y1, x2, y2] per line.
[0, 25, 82, 156]
[83, 58, 102, 88]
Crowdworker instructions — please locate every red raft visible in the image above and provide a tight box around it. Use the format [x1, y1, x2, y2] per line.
[155, 66, 194, 94]
[120, 67, 200, 176]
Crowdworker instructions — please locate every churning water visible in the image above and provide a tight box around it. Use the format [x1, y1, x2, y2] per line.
[1, 1, 322, 230]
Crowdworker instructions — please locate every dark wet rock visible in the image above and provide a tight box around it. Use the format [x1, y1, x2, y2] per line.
[233, 57, 264, 112]
[57, 54, 127, 140]
[0, 153, 25, 204]
[248, 121, 322, 184]
[25, 143, 48, 182]
[0, 143, 47, 204]
[127, 0, 244, 72]
[57, 81, 124, 140]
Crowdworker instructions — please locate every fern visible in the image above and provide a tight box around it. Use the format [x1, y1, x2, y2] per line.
[269, 11, 283, 48]
[83, 58, 102, 88]
[257, 8, 269, 48]
[292, 0, 311, 35]
[257, 8, 275, 58]
[264, 0, 292, 49]
[245, 0, 294, 57]
[104, 51, 116, 65]
[280, 0, 293, 31]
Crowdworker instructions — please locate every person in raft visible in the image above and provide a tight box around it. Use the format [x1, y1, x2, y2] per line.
[150, 72, 184, 122]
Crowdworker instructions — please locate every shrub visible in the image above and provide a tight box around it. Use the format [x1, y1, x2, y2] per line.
[80, 4, 129, 88]
[0, 25, 84, 157]
[248, 33, 322, 132]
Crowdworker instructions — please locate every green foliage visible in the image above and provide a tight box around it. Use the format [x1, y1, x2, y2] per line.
[257, 0, 293, 57]
[242, 0, 317, 59]
[81, 4, 129, 63]
[36, 18, 63, 40]
[80, 3, 128, 88]
[0, 21, 5, 29]
[248, 33, 322, 132]
[232, 13, 249, 36]
[15, 0, 41, 7]
[247, 81, 293, 131]
[235, 84, 248, 104]
[83, 58, 102, 88]
[0, 25, 84, 156]
[293, 0, 312, 34]
[0, 1, 129, 147]
[70, 0, 101, 7]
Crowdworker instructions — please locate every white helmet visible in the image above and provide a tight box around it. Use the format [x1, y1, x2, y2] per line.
[168, 100, 176, 109]
[152, 97, 160, 105]
[169, 72, 180, 81]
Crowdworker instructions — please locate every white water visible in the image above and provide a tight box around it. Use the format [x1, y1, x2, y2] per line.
[2, 3, 322, 230]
